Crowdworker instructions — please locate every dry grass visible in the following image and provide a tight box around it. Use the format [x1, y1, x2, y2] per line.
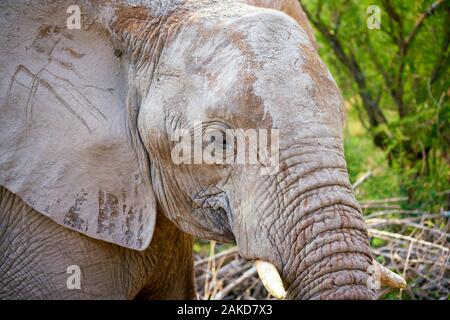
[194, 195, 450, 300]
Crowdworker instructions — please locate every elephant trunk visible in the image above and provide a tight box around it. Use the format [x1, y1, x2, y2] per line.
[238, 142, 377, 299]
[281, 201, 375, 299]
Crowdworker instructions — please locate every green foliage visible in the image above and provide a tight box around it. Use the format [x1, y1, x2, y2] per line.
[385, 102, 450, 210]
[300, 0, 450, 209]
[194, 239, 235, 255]
[370, 237, 387, 248]
[344, 105, 401, 200]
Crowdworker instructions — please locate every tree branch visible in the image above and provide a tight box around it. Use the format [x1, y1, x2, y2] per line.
[393, 0, 446, 117]
[381, 0, 404, 45]
[430, 6, 450, 85]
[365, 33, 395, 92]
[299, 1, 389, 148]
[404, 0, 446, 52]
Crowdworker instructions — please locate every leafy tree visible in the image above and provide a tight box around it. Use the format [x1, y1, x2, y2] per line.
[299, 0, 449, 207]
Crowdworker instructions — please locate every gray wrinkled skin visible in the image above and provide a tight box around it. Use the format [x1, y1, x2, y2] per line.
[0, 0, 375, 299]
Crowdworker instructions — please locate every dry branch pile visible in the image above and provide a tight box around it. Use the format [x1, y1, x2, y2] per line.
[194, 189, 449, 300]
[364, 200, 449, 299]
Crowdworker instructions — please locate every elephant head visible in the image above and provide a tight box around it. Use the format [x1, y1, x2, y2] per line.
[0, 0, 404, 299]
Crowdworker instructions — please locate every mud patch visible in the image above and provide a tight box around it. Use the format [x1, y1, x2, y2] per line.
[299, 43, 344, 122]
[97, 189, 119, 235]
[64, 47, 85, 59]
[63, 189, 88, 231]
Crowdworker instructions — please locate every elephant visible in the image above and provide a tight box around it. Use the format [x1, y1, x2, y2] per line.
[0, 0, 405, 299]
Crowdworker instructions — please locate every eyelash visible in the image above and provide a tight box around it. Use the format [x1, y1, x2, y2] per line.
[205, 125, 235, 153]
[211, 134, 229, 150]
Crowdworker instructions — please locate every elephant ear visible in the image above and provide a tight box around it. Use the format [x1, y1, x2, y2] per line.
[0, 5, 156, 250]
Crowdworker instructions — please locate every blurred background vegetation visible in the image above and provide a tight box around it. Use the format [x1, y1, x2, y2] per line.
[299, 0, 449, 210]
[194, 0, 449, 300]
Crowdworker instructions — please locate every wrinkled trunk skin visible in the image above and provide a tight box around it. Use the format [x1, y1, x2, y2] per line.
[237, 139, 376, 300]
[283, 202, 375, 300]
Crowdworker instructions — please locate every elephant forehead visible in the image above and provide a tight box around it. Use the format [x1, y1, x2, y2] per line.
[252, 49, 344, 134]
[145, 2, 343, 133]
[237, 13, 344, 132]
[157, 12, 294, 108]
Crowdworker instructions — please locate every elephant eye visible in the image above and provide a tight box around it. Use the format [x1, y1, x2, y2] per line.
[203, 122, 235, 157]
[212, 135, 229, 150]
[207, 132, 227, 150]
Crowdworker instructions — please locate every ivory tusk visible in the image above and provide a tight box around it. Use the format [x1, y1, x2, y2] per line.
[255, 260, 287, 299]
[373, 260, 407, 289]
